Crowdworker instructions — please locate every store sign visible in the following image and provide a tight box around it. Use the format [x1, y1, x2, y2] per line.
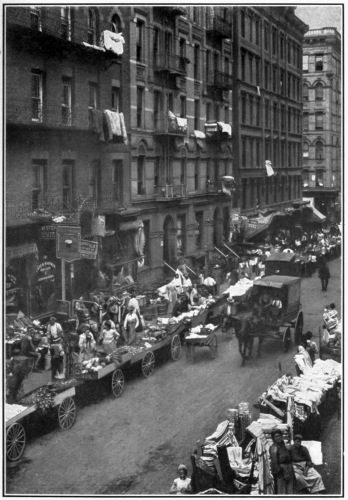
[36, 261, 56, 283]
[230, 209, 241, 224]
[41, 225, 57, 240]
[119, 220, 143, 232]
[56, 226, 81, 262]
[81, 240, 98, 260]
[91, 216, 105, 237]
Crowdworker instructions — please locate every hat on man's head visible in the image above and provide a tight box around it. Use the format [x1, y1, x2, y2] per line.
[50, 316, 56, 322]
[27, 327, 36, 335]
[227, 297, 234, 303]
[214, 264, 220, 268]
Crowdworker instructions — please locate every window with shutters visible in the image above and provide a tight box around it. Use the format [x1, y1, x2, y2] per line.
[315, 112, 323, 129]
[62, 160, 76, 210]
[62, 78, 72, 126]
[111, 87, 120, 112]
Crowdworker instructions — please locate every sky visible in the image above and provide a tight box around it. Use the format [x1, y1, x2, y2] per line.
[295, 5, 342, 33]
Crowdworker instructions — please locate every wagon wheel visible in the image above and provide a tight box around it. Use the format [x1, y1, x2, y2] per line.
[171, 334, 182, 361]
[283, 327, 292, 353]
[58, 397, 77, 430]
[6, 423, 26, 462]
[142, 351, 155, 378]
[294, 311, 304, 345]
[210, 334, 218, 359]
[111, 368, 125, 398]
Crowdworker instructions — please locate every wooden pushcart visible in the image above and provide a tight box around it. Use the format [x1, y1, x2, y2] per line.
[6, 385, 76, 462]
[185, 327, 218, 362]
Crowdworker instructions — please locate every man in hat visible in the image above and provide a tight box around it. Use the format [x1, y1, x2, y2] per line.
[212, 264, 223, 296]
[21, 328, 42, 373]
[222, 297, 235, 334]
[182, 272, 192, 289]
[172, 293, 189, 318]
[123, 305, 139, 345]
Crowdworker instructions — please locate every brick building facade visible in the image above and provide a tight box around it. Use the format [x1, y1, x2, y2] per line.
[302, 27, 341, 222]
[5, 6, 308, 318]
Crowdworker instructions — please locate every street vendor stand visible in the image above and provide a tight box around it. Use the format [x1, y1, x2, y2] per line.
[185, 325, 218, 362]
[6, 383, 77, 461]
[74, 321, 188, 398]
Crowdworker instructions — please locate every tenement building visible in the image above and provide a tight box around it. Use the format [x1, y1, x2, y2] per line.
[5, 6, 308, 319]
[302, 27, 341, 223]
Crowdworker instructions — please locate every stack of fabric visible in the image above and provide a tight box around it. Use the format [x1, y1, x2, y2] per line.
[223, 277, 254, 300]
[200, 420, 239, 472]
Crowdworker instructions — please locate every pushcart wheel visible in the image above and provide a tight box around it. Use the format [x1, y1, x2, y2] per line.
[111, 368, 125, 398]
[295, 311, 304, 345]
[58, 397, 77, 430]
[171, 334, 182, 361]
[6, 423, 26, 462]
[283, 327, 292, 353]
[142, 351, 155, 378]
[210, 334, 218, 359]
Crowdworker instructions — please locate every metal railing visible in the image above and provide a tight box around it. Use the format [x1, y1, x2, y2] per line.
[207, 70, 233, 89]
[206, 16, 232, 38]
[154, 53, 188, 75]
[154, 184, 187, 199]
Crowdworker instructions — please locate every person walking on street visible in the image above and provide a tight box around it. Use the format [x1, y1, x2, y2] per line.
[318, 262, 330, 291]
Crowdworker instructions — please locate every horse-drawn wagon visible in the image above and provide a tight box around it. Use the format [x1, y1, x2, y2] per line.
[225, 275, 303, 364]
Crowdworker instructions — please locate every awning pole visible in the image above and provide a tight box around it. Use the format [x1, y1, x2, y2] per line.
[214, 246, 228, 259]
[164, 261, 176, 273]
[185, 265, 197, 276]
[223, 243, 240, 259]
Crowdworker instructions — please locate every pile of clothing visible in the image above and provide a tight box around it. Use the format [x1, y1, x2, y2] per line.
[223, 277, 254, 300]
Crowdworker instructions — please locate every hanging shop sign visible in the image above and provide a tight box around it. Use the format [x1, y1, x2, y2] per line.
[81, 239, 98, 260]
[230, 208, 241, 224]
[56, 226, 81, 262]
[6, 243, 38, 262]
[91, 216, 106, 237]
[40, 225, 57, 240]
[119, 220, 143, 232]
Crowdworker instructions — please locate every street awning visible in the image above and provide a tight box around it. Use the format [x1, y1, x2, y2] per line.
[311, 206, 326, 222]
[243, 213, 276, 241]
[7, 243, 38, 261]
[303, 206, 327, 223]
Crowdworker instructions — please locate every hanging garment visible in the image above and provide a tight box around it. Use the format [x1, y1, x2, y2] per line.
[100, 30, 125, 55]
[119, 112, 128, 146]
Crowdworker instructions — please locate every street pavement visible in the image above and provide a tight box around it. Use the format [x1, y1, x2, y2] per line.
[6, 256, 342, 495]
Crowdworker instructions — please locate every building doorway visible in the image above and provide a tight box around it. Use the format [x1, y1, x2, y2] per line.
[163, 214, 176, 264]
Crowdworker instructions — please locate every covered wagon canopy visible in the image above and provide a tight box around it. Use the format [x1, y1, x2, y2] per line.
[253, 275, 301, 289]
[265, 253, 296, 263]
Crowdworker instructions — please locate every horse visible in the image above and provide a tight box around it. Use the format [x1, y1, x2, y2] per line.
[224, 315, 265, 366]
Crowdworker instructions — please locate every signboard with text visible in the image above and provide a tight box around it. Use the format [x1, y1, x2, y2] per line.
[81, 239, 98, 259]
[56, 226, 81, 262]
[40, 225, 57, 240]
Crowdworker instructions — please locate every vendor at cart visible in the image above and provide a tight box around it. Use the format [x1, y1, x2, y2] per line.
[78, 325, 97, 362]
[101, 320, 120, 354]
[123, 305, 139, 345]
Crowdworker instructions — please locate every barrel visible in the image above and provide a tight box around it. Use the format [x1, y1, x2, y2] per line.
[157, 302, 168, 316]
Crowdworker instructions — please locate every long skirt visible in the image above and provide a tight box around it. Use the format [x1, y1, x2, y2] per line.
[293, 461, 325, 493]
[274, 464, 296, 495]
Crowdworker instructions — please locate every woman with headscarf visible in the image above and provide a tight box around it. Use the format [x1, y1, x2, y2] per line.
[294, 345, 313, 376]
[169, 464, 192, 495]
[269, 429, 295, 495]
[123, 305, 139, 345]
[289, 434, 325, 494]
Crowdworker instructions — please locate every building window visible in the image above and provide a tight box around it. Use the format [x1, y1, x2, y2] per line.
[241, 94, 246, 123]
[280, 70, 285, 96]
[315, 141, 324, 159]
[88, 8, 97, 45]
[214, 102, 220, 122]
[194, 157, 200, 191]
[242, 138, 246, 166]
[193, 6, 199, 23]
[265, 140, 270, 162]
[265, 100, 270, 128]
[88, 83, 98, 109]
[179, 37, 186, 59]
[180, 96, 186, 118]
[32, 160, 47, 210]
[303, 54, 309, 72]
[272, 27, 277, 55]
[255, 58, 260, 86]
[89, 160, 101, 202]
[194, 99, 200, 129]
[264, 22, 269, 51]
[194, 44, 200, 80]
[303, 113, 308, 131]
[264, 63, 269, 90]
[249, 96, 254, 125]
[315, 112, 323, 129]
[316, 170, 324, 187]
[256, 99, 260, 126]
[206, 49, 211, 82]
[113, 159, 123, 204]
[242, 179, 247, 209]
[30, 7, 42, 31]
[224, 106, 229, 124]
[206, 101, 212, 122]
[315, 83, 324, 101]
[303, 84, 309, 101]
[315, 54, 323, 71]
[137, 87, 144, 128]
[272, 66, 277, 93]
[177, 215, 186, 258]
[136, 19, 145, 63]
[62, 78, 72, 126]
[61, 7, 71, 40]
[111, 87, 120, 112]
[195, 211, 203, 250]
[137, 155, 145, 195]
[280, 34, 284, 59]
[31, 70, 43, 122]
[255, 17, 260, 45]
[273, 102, 278, 130]
[153, 91, 162, 129]
[180, 154, 187, 185]
[111, 14, 121, 33]
[241, 51, 246, 81]
[62, 160, 75, 210]
[281, 141, 285, 166]
[303, 141, 309, 159]
[303, 170, 309, 187]
[256, 141, 261, 167]
[241, 10, 245, 37]
[281, 105, 286, 131]
[249, 55, 253, 84]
